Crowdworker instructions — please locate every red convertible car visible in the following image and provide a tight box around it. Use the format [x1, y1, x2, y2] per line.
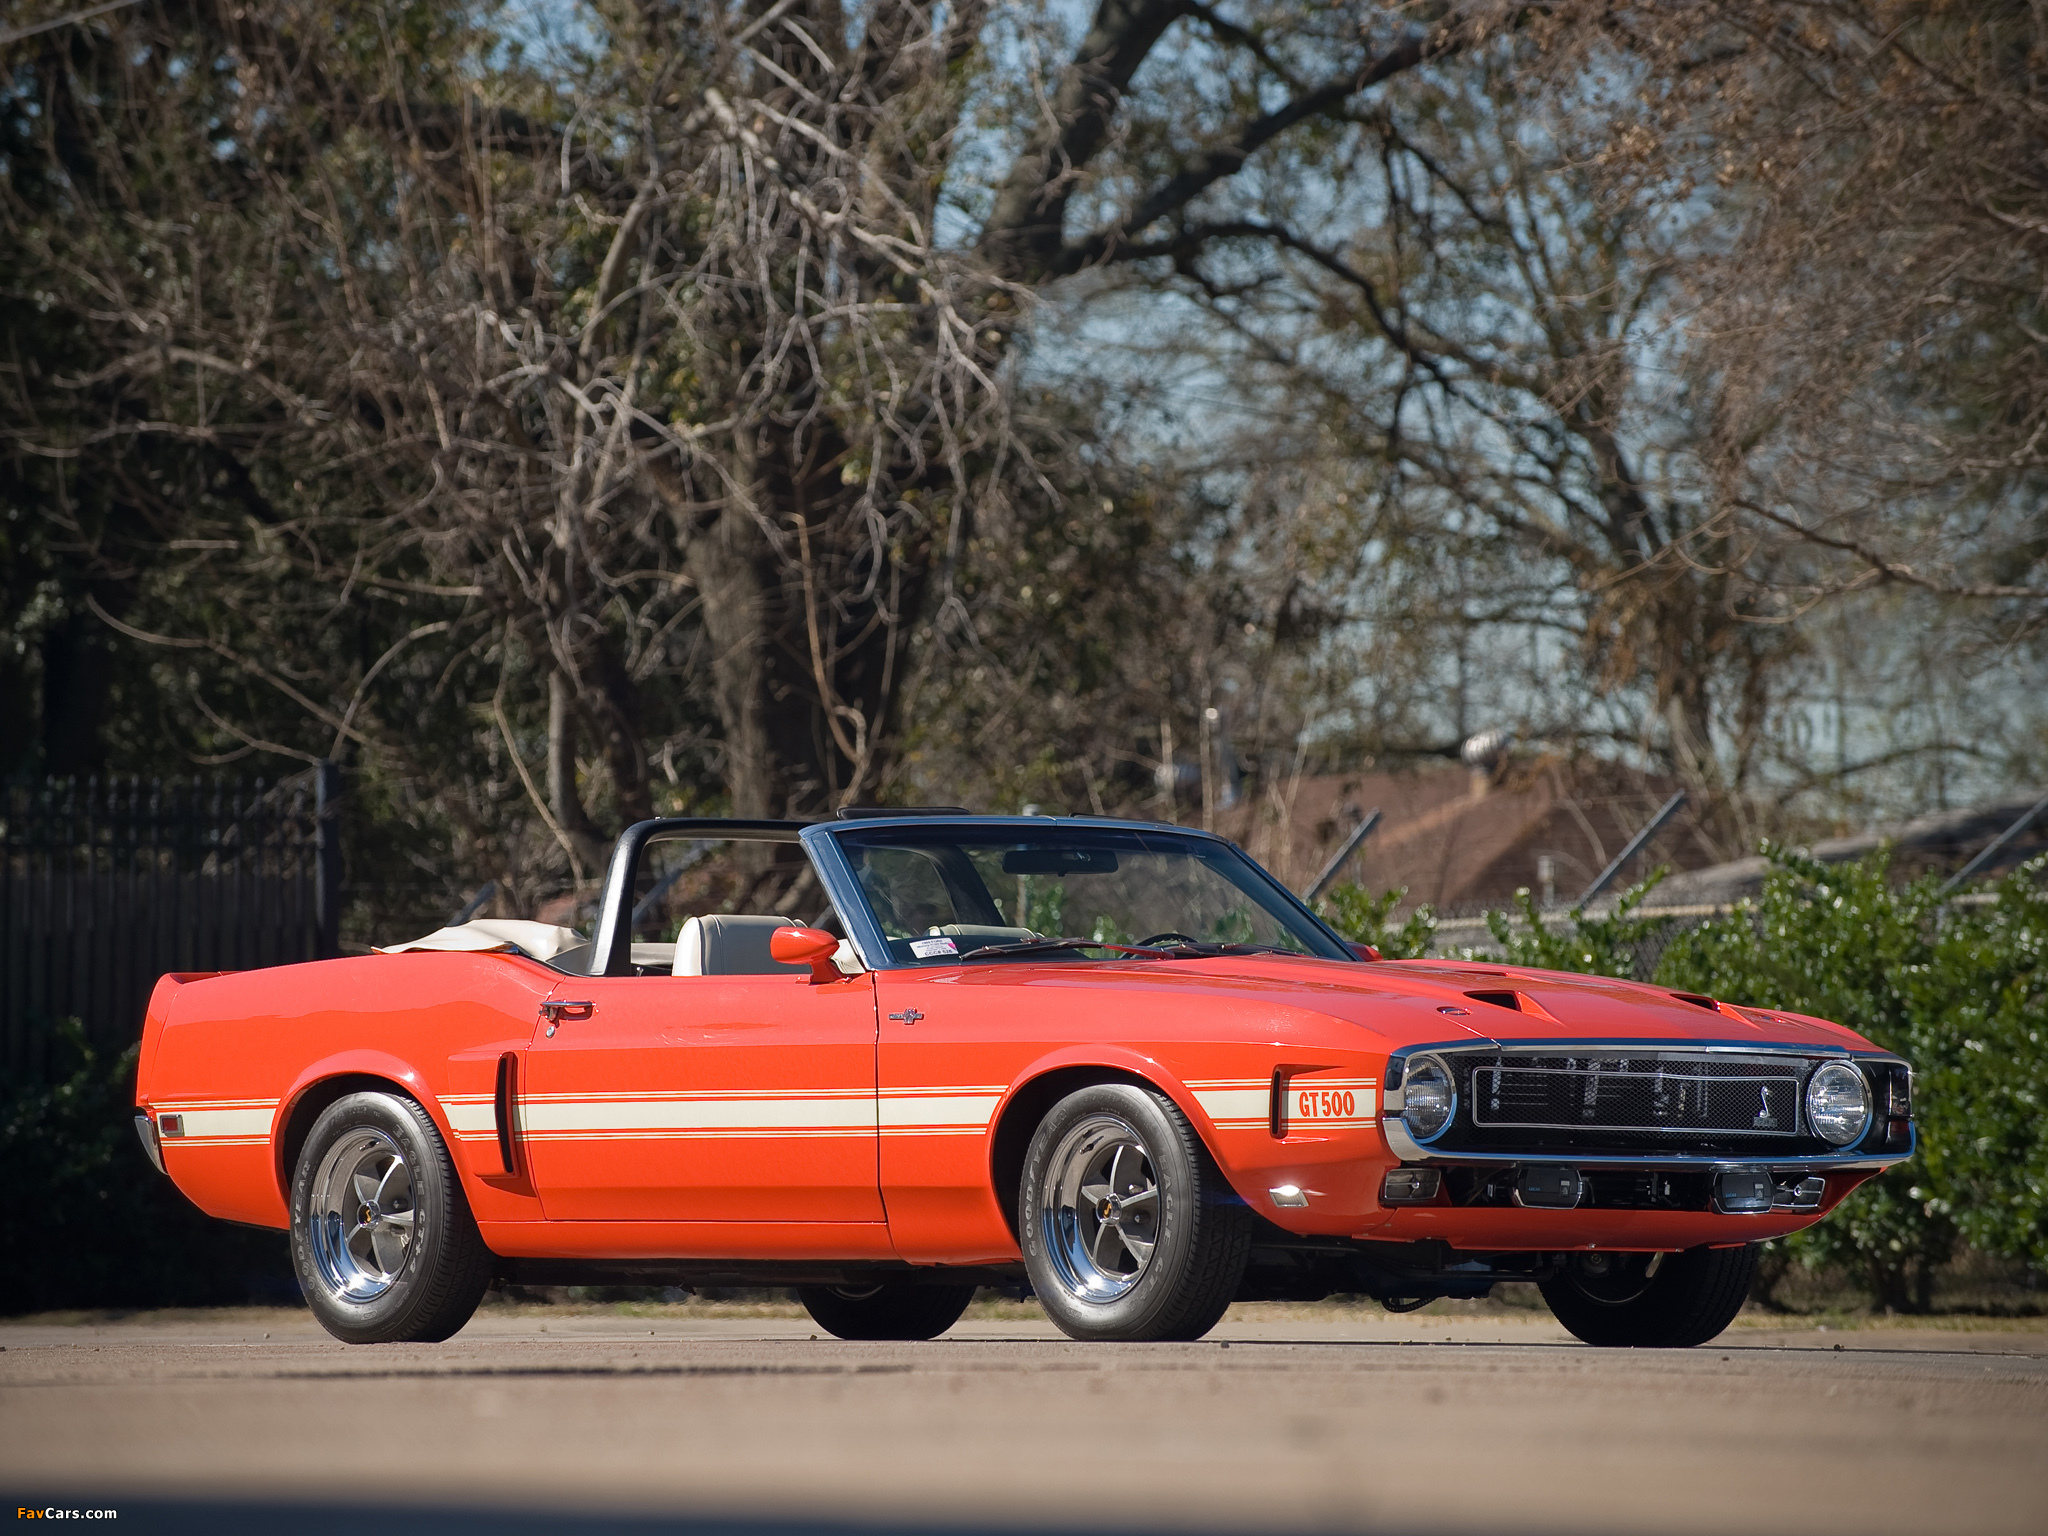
[134, 812, 1912, 1347]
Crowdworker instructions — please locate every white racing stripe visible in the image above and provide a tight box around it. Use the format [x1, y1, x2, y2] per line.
[154, 1099, 278, 1145]
[879, 1090, 1004, 1135]
[439, 1096, 498, 1137]
[158, 1071, 1367, 1155]
[1186, 1076, 1382, 1132]
[1187, 1078, 1271, 1129]
[522, 1095, 878, 1137]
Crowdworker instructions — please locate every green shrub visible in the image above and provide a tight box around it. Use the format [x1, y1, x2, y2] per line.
[1653, 849, 2048, 1309]
[1317, 884, 1439, 959]
[1653, 848, 1958, 1310]
[1473, 876, 1677, 976]
[2, 1020, 296, 1315]
[1326, 851, 2047, 1312]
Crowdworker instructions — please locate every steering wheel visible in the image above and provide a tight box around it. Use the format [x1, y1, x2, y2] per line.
[1135, 931, 1202, 948]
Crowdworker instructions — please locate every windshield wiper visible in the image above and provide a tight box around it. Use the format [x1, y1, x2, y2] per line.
[953, 937, 1308, 962]
[1140, 941, 1306, 960]
[954, 937, 1173, 961]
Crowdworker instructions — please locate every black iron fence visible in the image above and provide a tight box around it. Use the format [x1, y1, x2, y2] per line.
[1, 765, 341, 1082]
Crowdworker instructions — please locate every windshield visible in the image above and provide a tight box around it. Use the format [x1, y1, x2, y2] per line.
[830, 824, 1352, 966]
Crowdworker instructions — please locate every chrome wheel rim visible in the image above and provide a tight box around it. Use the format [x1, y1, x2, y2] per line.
[308, 1128, 419, 1301]
[1039, 1113, 1160, 1304]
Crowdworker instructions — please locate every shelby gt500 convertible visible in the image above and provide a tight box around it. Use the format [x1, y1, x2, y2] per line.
[134, 813, 1913, 1346]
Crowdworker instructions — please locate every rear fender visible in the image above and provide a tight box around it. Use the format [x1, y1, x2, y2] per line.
[273, 1050, 452, 1209]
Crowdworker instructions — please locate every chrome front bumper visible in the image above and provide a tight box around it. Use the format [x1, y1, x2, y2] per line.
[1380, 1115, 1916, 1172]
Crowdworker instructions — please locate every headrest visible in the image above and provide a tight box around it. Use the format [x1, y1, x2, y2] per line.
[673, 914, 810, 976]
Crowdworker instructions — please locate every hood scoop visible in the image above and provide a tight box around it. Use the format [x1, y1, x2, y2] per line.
[1463, 989, 1564, 1023]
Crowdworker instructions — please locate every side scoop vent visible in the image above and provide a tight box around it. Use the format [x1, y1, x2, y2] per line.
[1669, 991, 1721, 1013]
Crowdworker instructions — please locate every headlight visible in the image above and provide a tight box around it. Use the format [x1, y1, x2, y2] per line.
[1806, 1061, 1872, 1146]
[1402, 1055, 1456, 1142]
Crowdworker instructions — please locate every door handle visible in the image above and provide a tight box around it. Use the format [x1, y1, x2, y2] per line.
[541, 999, 595, 1037]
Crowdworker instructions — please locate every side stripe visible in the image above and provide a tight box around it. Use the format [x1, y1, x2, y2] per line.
[879, 1091, 1004, 1135]
[1185, 1078, 1271, 1128]
[153, 1099, 279, 1145]
[439, 1094, 498, 1137]
[522, 1096, 878, 1137]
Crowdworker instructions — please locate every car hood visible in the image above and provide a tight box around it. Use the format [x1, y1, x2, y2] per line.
[921, 953, 1877, 1053]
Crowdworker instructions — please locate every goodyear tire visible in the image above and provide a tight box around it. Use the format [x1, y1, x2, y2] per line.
[796, 1282, 975, 1340]
[1020, 1082, 1251, 1342]
[290, 1091, 493, 1344]
[1539, 1245, 1758, 1348]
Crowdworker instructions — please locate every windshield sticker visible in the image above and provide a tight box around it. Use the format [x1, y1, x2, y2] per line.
[910, 936, 959, 958]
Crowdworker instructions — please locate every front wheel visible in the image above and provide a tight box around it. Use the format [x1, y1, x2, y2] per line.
[796, 1283, 974, 1340]
[290, 1091, 493, 1344]
[1539, 1245, 1758, 1348]
[1019, 1082, 1251, 1342]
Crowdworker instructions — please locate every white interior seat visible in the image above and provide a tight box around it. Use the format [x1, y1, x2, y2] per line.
[672, 915, 809, 976]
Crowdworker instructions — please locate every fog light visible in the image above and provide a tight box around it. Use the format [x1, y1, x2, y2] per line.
[1772, 1175, 1826, 1211]
[1269, 1184, 1311, 1208]
[1714, 1168, 1774, 1214]
[1514, 1165, 1582, 1209]
[1381, 1168, 1442, 1204]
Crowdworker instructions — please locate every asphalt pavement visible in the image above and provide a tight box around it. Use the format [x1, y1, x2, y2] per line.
[4, 1304, 2044, 1535]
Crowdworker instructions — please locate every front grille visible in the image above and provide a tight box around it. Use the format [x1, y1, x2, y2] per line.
[1425, 1052, 1841, 1156]
[1469, 1054, 1807, 1138]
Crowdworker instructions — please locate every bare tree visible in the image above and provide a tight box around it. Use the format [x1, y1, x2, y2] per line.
[1590, 1, 2048, 622]
[5, 1, 1498, 913]
[1074, 4, 2048, 832]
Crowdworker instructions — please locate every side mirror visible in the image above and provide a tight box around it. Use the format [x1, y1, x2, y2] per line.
[1348, 941, 1382, 962]
[771, 925, 844, 984]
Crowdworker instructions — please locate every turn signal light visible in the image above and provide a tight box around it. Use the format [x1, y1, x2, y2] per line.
[1887, 1065, 1913, 1118]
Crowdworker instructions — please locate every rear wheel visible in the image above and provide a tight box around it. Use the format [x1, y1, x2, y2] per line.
[796, 1282, 974, 1340]
[290, 1091, 493, 1344]
[1539, 1245, 1758, 1347]
[1019, 1082, 1251, 1342]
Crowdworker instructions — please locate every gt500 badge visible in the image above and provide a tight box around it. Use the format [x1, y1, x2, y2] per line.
[1299, 1087, 1360, 1119]
[1287, 1077, 1378, 1130]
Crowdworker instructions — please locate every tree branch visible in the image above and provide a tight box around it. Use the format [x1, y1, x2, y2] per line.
[1734, 499, 2048, 602]
[1070, 22, 1460, 272]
